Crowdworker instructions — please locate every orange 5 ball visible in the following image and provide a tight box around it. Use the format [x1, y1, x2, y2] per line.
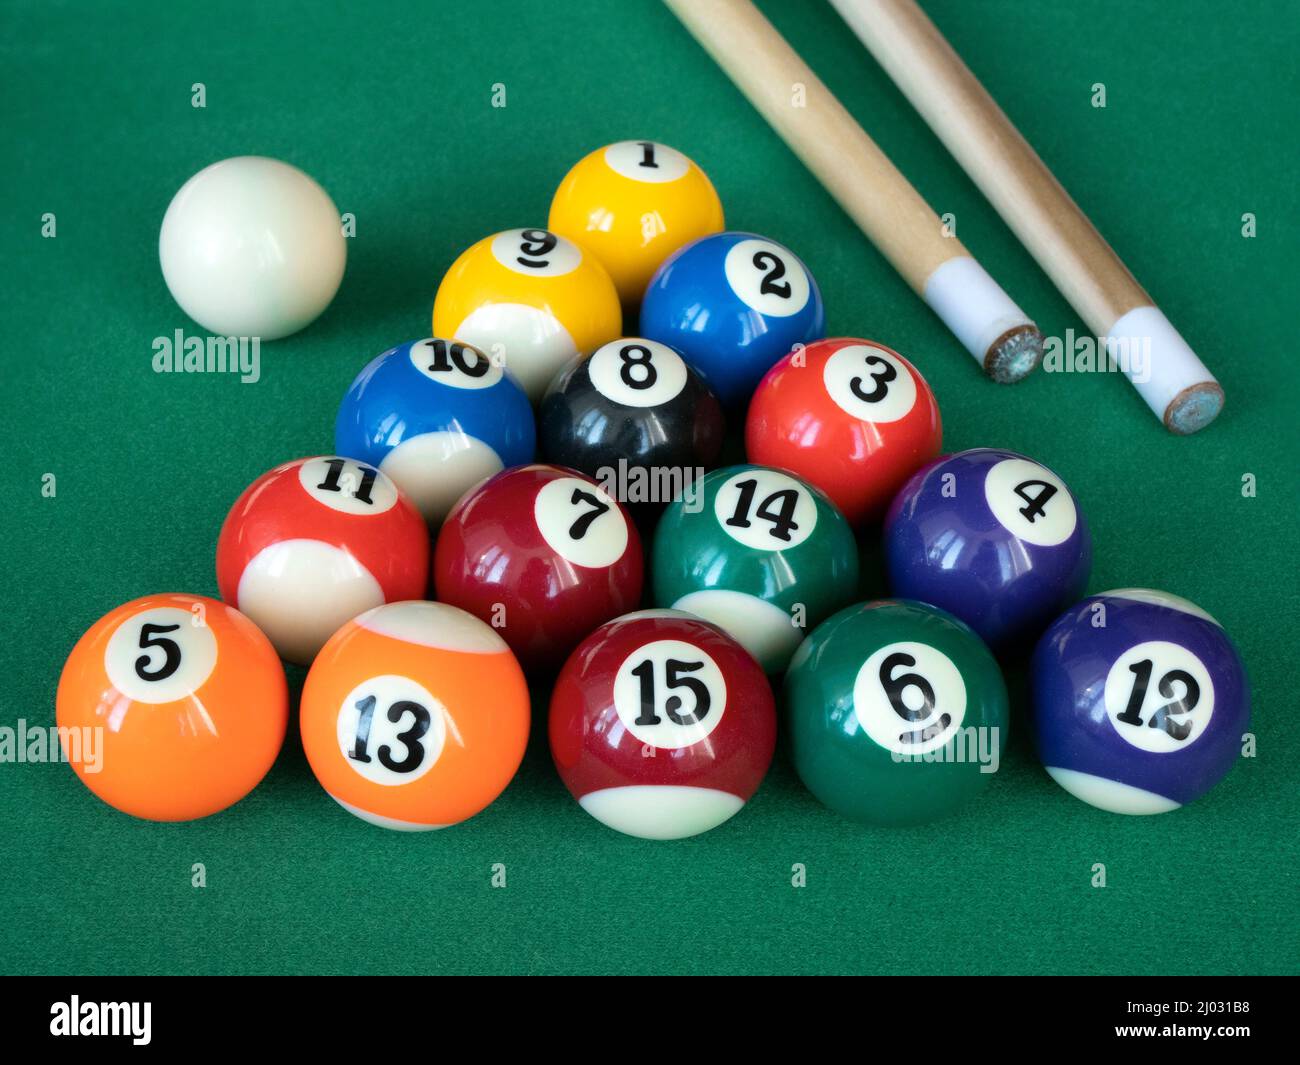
[56, 593, 288, 821]
[746, 337, 943, 525]
[299, 601, 530, 831]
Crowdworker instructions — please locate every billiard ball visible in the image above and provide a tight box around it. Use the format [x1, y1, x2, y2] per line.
[884, 448, 1092, 649]
[549, 609, 776, 839]
[1031, 589, 1250, 814]
[432, 227, 622, 401]
[300, 600, 529, 830]
[652, 465, 858, 672]
[538, 337, 724, 498]
[786, 599, 1009, 825]
[334, 337, 535, 524]
[746, 337, 943, 525]
[548, 140, 724, 306]
[56, 593, 288, 821]
[159, 156, 346, 339]
[434, 464, 643, 670]
[639, 230, 824, 406]
[216, 456, 429, 664]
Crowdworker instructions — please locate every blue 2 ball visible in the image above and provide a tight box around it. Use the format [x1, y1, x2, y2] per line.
[639, 231, 825, 407]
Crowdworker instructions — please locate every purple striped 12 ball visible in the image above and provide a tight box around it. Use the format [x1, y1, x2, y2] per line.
[883, 448, 1091, 649]
[1031, 589, 1250, 814]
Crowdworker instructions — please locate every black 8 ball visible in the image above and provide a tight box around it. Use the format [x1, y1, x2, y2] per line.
[539, 338, 725, 501]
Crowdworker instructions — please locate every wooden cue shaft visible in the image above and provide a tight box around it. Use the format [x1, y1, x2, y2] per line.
[831, 0, 1224, 433]
[662, 0, 1043, 383]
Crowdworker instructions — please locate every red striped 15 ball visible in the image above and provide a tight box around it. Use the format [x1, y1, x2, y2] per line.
[746, 337, 942, 525]
[434, 464, 643, 670]
[216, 456, 429, 664]
[549, 610, 776, 839]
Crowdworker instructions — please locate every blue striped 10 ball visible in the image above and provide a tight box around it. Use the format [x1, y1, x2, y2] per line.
[335, 338, 535, 524]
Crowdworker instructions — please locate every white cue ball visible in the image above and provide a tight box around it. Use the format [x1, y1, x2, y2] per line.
[159, 156, 347, 340]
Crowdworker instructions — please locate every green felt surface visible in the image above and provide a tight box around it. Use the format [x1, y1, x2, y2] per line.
[1, 0, 1297, 976]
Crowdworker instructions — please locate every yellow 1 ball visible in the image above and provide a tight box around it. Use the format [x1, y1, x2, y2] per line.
[548, 140, 724, 307]
[432, 228, 622, 401]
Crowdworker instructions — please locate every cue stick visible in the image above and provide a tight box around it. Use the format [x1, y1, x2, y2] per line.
[662, 0, 1043, 383]
[829, 0, 1224, 434]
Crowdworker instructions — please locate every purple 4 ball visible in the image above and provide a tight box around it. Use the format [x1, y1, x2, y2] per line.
[884, 448, 1092, 650]
[1031, 589, 1250, 814]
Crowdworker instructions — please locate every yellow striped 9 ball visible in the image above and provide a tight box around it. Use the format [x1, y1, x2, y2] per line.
[433, 228, 622, 401]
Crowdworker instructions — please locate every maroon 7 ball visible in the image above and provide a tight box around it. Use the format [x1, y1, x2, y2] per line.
[434, 464, 643, 671]
[550, 610, 777, 839]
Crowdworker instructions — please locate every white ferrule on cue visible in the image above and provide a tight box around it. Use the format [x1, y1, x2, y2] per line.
[663, 0, 1042, 383]
[831, 0, 1224, 433]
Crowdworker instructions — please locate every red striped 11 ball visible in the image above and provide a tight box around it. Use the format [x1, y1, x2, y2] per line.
[216, 456, 429, 664]
[549, 610, 776, 839]
[1031, 589, 1250, 814]
[434, 464, 643, 671]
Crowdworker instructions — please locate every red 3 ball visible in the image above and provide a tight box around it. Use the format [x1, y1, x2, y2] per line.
[549, 610, 776, 839]
[433, 463, 643, 670]
[745, 337, 942, 525]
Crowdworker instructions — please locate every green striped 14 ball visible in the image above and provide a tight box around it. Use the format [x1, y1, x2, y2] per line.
[652, 465, 858, 672]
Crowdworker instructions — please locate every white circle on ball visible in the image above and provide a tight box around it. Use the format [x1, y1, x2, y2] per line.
[853, 640, 967, 757]
[355, 600, 510, 654]
[671, 589, 803, 673]
[378, 433, 503, 525]
[407, 338, 502, 390]
[336, 674, 448, 786]
[722, 238, 810, 318]
[612, 639, 728, 749]
[1103, 640, 1215, 753]
[104, 606, 219, 704]
[237, 540, 385, 664]
[297, 457, 399, 516]
[823, 344, 917, 424]
[587, 338, 687, 408]
[713, 468, 818, 551]
[490, 228, 582, 278]
[1042, 768, 1180, 816]
[158, 156, 346, 340]
[578, 785, 744, 840]
[1103, 588, 1220, 626]
[451, 301, 578, 401]
[533, 476, 628, 568]
[983, 457, 1077, 547]
[602, 140, 691, 183]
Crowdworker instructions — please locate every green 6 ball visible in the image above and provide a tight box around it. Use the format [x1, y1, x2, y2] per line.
[652, 465, 858, 672]
[786, 600, 1010, 825]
